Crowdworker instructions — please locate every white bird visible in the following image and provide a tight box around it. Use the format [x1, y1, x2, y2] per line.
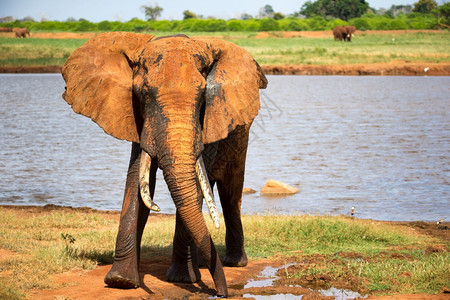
[437, 218, 445, 225]
[424, 67, 429, 72]
[351, 206, 355, 216]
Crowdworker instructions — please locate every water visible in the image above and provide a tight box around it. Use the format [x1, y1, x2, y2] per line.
[241, 264, 366, 299]
[0, 74, 449, 221]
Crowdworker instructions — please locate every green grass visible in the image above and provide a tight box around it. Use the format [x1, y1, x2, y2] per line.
[229, 31, 450, 65]
[0, 207, 448, 299]
[0, 38, 86, 67]
[0, 31, 449, 67]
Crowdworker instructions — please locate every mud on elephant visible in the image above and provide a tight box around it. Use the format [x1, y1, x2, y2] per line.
[62, 32, 267, 297]
[13, 27, 30, 38]
[333, 25, 356, 42]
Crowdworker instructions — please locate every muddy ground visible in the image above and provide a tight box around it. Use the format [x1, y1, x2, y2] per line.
[1, 30, 449, 76]
[1, 205, 449, 299]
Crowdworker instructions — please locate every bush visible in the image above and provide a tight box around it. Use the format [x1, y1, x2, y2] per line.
[327, 18, 349, 30]
[307, 16, 329, 30]
[73, 20, 97, 32]
[97, 21, 114, 31]
[226, 19, 244, 31]
[350, 18, 370, 30]
[259, 18, 280, 31]
[243, 19, 261, 31]
[387, 19, 408, 29]
[278, 18, 310, 31]
[149, 20, 175, 31]
[204, 19, 227, 32]
[0, 13, 441, 33]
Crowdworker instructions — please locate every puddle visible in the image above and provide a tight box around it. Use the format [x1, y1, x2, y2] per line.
[237, 263, 368, 299]
[320, 287, 367, 299]
[243, 293, 302, 299]
[244, 264, 296, 289]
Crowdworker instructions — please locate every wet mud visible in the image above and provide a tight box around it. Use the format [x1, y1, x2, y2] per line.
[5, 205, 445, 299]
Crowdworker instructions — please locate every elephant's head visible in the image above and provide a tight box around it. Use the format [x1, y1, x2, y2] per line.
[62, 32, 267, 296]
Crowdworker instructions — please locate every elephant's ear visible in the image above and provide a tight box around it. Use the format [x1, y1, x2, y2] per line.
[62, 32, 154, 142]
[200, 39, 268, 144]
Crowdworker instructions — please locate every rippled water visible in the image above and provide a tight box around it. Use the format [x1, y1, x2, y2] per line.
[0, 74, 448, 221]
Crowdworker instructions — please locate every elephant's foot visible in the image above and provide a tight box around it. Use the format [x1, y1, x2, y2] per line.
[104, 263, 140, 289]
[223, 250, 248, 267]
[166, 261, 201, 283]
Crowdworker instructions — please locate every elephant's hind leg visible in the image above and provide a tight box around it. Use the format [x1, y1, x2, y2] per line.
[215, 125, 250, 267]
[217, 175, 248, 267]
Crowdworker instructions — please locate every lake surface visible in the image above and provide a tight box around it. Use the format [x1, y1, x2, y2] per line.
[0, 74, 448, 221]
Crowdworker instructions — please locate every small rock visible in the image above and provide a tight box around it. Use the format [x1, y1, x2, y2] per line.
[260, 180, 298, 196]
[242, 187, 257, 194]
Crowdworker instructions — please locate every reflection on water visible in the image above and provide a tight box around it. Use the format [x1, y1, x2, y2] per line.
[241, 263, 366, 299]
[0, 74, 448, 221]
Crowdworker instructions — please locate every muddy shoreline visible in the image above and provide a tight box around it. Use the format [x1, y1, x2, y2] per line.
[1, 204, 449, 299]
[1, 63, 450, 76]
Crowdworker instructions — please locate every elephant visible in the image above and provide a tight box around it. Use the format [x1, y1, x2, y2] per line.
[62, 32, 267, 297]
[345, 26, 356, 42]
[13, 27, 30, 38]
[333, 25, 356, 42]
[0, 27, 12, 32]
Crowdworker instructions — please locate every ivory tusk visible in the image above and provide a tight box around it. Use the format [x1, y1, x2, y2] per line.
[195, 156, 220, 229]
[139, 150, 160, 212]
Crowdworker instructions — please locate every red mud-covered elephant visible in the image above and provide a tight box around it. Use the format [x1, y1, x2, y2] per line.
[13, 27, 30, 38]
[62, 32, 267, 297]
[333, 25, 356, 42]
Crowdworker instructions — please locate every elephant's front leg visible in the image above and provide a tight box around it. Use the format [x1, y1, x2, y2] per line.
[166, 212, 202, 283]
[105, 143, 153, 288]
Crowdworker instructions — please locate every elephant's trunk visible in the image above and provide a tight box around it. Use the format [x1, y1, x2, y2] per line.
[143, 121, 227, 297]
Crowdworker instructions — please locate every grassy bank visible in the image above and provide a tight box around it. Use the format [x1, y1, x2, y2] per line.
[0, 30, 449, 69]
[0, 206, 448, 299]
[234, 31, 450, 65]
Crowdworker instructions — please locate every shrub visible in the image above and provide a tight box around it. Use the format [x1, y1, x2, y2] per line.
[226, 19, 244, 31]
[243, 19, 261, 31]
[349, 18, 370, 30]
[259, 18, 280, 31]
[98, 21, 114, 31]
[278, 18, 310, 31]
[307, 16, 329, 30]
[149, 20, 175, 31]
[204, 19, 227, 32]
[387, 19, 408, 29]
[73, 20, 97, 32]
[328, 18, 349, 30]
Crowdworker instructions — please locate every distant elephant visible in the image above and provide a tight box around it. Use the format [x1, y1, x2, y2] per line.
[345, 26, 356, 42]
[0, 27, 12, 32]
[333, 25, 356, 42]
[13, 27, 30, 38]
[62, 32, 267, 297]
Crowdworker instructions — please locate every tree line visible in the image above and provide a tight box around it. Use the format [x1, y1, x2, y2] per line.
[1, 1, 448, 32]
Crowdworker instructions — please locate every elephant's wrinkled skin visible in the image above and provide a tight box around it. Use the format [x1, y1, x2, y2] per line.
[62, 32, 267, 297]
